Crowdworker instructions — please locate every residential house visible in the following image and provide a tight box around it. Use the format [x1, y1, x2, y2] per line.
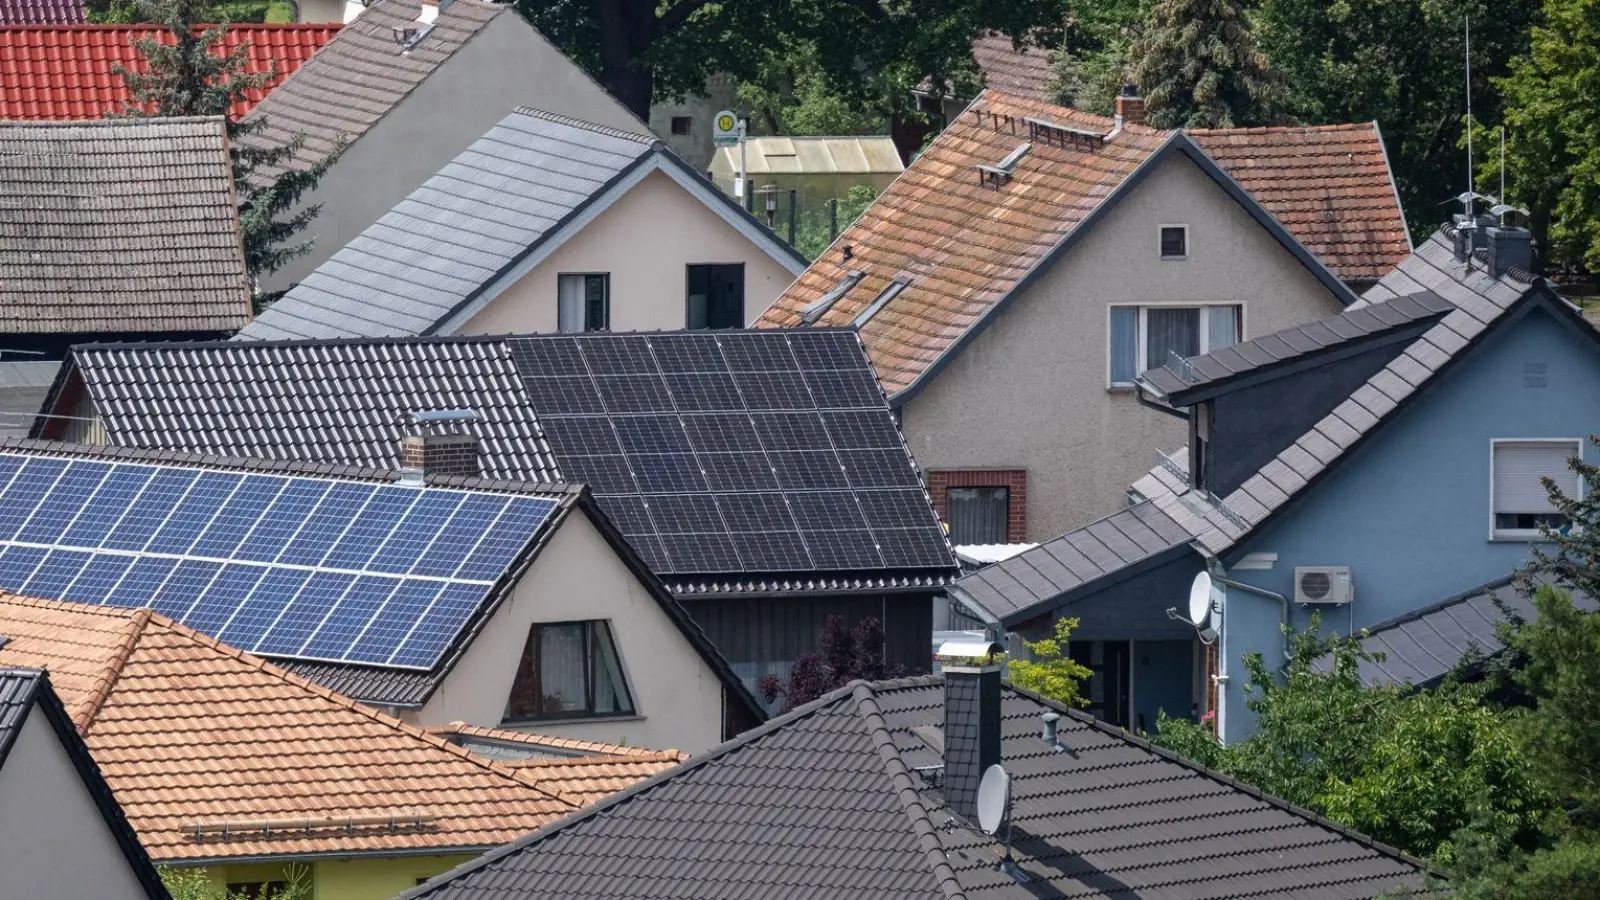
[400, 666, 1427, 900]
[0, 0, 83, 24]
[0, 439, 763, 750]
[239, 107, 806, 341]
[760, 90, 1408, 541]
[240, 0, 650, 295]
[0, 117, 251, 436]
[0, 668, 170, 900]
[0, 595, 685, 899]
[0, 23, 338, 120]
[34, 329, 959, 694]
[948, 221, 1597, 743]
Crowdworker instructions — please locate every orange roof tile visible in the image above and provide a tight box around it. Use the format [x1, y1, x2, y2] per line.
[0, 23, 338, 121]
[426, 720, 689, 761]
[0, 594, 676, 862]
[761, 91, 1403, 396]
[1188, 122, 1412, 282]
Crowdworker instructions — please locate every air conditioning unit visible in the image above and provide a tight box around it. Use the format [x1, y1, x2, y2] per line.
[1294, 566, 1353, 605]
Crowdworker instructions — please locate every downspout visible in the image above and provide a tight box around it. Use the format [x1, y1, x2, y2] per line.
[1211, 570, 1290, 664]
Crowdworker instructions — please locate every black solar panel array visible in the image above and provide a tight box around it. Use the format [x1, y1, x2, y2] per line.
[508, 330, 952, 576]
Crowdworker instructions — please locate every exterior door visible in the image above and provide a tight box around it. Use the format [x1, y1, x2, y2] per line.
[687, 264, 745, 329]
[1070, 640, 1131, 728]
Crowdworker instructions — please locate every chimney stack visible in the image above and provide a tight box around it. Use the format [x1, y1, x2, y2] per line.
[402, 410, 481, 478]
[943, 660, 1002, 823]
[1487, 225, 1533, 279]
[1115, 85, 1146, 126]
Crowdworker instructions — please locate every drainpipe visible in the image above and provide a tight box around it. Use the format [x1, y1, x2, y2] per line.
[1210, 570, 1290, 665]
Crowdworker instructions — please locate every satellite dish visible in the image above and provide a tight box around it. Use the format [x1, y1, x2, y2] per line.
[976, 764, 1010, 835]
[1187, 572, 1213, 628]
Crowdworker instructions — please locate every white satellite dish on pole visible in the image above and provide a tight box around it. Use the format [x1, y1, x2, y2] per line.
[1188, 571, 1221, 641]
[976, 764, 1010, 835]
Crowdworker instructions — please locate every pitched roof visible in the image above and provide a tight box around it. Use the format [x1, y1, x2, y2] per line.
[0, 595, 681, 863]
[954, 227, 1575, 624]
[1139, 289, 1454, 402]
[1184, 124, 1411, 282]
[758, 91, 1357, 399]
[0, 117, 251, 336]
[55, 336, 562, 480]
[402, 677, 1426, 900]
[45, 329, 958, 596]
[0, 0, 83, 25]
[237, 0, 506, 178]
[0, 667, 172, 899]
[238, 108, 659, 341]
[0, 23, 338, 120]
[969, 32, 1054, 103]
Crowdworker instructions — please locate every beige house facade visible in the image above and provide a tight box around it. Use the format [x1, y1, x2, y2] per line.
[899, 152, 1345, 538]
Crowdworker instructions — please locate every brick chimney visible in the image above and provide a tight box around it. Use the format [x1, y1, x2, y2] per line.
[1115, 85, 1146, 126]
[401, 410, 481, 478]
[943, 661, 1002, 823]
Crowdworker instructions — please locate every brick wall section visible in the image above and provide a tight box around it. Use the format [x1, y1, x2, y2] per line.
[942, 664, 1001, 823]
[1203, 640, 1219, 738]
[401, 433, 481, 477]
[926, 469, 1028, 543]
[1115, 94, 1146, 125]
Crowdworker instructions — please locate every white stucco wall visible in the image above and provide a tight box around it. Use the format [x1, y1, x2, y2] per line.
[261, 13, 647, 294]
[457, 169, 795, 334]
[414, 510, 726, 753]
[901, 153, 1346, 540]
[0, 709, 150, 900]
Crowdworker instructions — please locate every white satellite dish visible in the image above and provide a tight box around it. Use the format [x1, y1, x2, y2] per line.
[1187, 572, 1213, 628]
[976, 764, 1010, 835]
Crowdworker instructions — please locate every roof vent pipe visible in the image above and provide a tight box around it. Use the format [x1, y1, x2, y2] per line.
[1041, 711, 1061, 748]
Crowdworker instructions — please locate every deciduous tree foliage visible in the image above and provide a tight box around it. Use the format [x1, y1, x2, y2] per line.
[513, 0, 1068, 122]
[116, 0, 335, 305]
[1005, 616, 1092, 708]
[1126, 0, 1286, 128]
[1488, 0, 1600, 271]
[757, 616, 896, 714]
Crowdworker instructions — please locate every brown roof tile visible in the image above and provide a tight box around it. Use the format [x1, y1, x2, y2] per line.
[970, 33, 1055, 103]
[0, 594, 674, 862]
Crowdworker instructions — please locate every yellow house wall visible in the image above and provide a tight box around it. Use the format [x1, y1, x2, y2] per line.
[196, 853, 477, 900]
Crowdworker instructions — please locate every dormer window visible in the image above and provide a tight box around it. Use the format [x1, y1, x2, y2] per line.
[1160, 225, 1188, 259]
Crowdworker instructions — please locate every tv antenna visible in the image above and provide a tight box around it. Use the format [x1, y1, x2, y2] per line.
[977, 764, 1029, 884]
[1464, 16, 1473, 206]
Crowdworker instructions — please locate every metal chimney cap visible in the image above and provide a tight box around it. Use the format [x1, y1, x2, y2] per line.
[397, 466, 425, 485]
[410, 409, 479, 424]
[936, 638, 1004, 660]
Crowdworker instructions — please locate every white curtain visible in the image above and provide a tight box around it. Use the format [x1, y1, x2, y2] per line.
[557, 275, 586, 334]
[539, 623, 588, 713]
[1205, 306, 1239, 350]
[1146, 308, 1200, 368]
[590, 621, 634, 714]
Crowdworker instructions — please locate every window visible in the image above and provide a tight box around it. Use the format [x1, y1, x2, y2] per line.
[1492, 439, 1580, 539]
[505, 621, 634, 721]
[557, 274, 609, 333]
[1160, 225, 1188, 259]
[670, 116, 692, 136]
[947, 486, 1009, 545]
[1109, 304, 1241, 386]
[687, 264, 745, 329]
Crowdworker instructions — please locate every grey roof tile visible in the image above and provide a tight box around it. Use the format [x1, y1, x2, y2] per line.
[0, 118, 250, 336]
[401, 678, 1425, 900]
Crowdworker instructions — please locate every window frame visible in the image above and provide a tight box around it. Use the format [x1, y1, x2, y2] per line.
[669, 116, 692, 136]
[557, 272, 610, 333]
[945, 484, 1011, 545]
[503, 619, 637, 723]
[1489, 437, 1582, 541]
[1107, 302, 1245, 389]
[1159, 224, 1189, 260]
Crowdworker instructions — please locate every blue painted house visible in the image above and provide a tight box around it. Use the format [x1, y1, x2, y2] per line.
[948, 222, 1597, 743]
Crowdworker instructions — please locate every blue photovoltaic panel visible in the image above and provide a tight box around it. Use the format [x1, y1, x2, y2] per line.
[508, 330, 954, 577]
[0, 453, 563, 671]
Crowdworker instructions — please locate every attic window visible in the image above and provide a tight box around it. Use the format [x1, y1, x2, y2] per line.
[800, 270, 864, 324]
[853, 276, 910, 327]
[505, 620, 634, 721]
[1024, 116, 1106, 152]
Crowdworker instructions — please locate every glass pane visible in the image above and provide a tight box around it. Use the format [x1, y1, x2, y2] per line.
[947, 486, 1009, 545]
[1146, 307, 1200, 369]
[539, 623, 588, 715]
[557, 275, 586, 334]
[585, 274, 609, 331]
[1109, 307, 1138, 383]
[591, 621, 634, 714]
[1161, 227, 1186, 257]
[1205, 305, 1239, 351]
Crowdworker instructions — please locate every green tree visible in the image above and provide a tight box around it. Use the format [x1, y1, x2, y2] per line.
[160, 864, 311, 899]
[116, 0, 336, 305]
[1006, 616, 1093, 708]
[1153, 618, 1544, 861]
[1486, 0, 1600, 271]
[736, 43, 887, 137]
[794, 185, 877, 261]
[1125, 0, 1286, 128]
[1254, 0, 1538, 239]
[514, 0, 1069, 124]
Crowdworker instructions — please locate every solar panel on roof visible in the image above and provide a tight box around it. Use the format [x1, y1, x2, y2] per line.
[0, 453, 560, 671]
[508, 330, 953, 577]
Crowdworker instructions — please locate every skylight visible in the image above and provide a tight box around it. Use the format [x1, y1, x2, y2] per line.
[853, 276, 910, 327]
[799, 270, 864, 324]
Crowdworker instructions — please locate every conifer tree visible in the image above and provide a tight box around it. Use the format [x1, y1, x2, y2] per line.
[116, 0, 335, 306]
[1126, 0, 1285, 129]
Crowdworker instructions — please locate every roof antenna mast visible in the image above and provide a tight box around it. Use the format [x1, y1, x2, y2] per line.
[1465, 15, 1473, 205]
